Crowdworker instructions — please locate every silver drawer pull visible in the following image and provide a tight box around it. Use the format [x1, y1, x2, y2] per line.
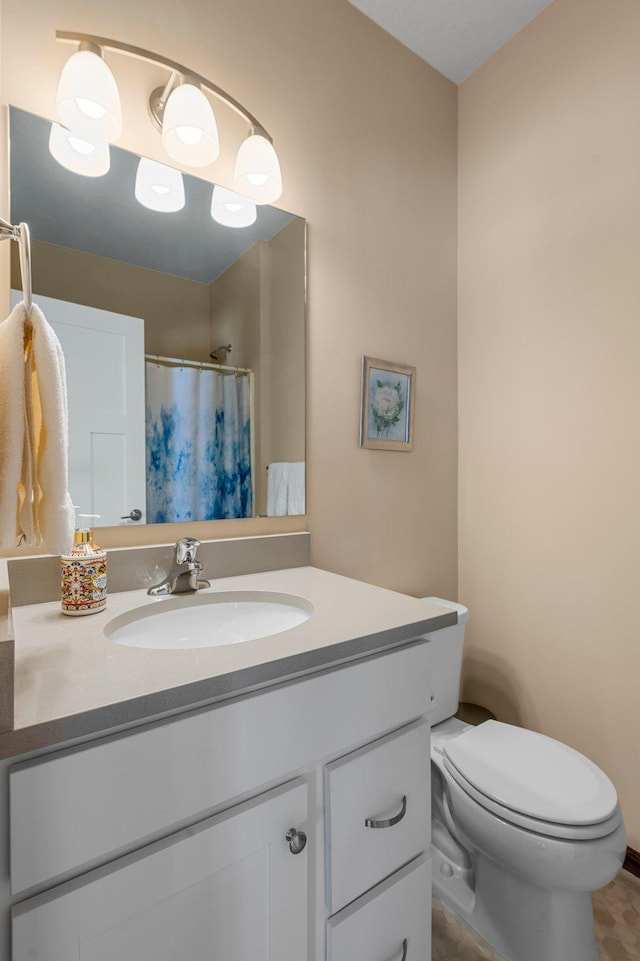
[365, 794, 407, 829]
[383, 937, 408, 961]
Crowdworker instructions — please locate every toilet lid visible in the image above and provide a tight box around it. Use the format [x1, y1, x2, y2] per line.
[444, 721, 618, 825]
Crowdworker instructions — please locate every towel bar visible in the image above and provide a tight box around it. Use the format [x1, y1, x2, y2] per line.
[0, 217, 32, 317]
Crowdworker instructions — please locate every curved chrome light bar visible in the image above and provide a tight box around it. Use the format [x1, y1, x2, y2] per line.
[56, 31, 272, 142]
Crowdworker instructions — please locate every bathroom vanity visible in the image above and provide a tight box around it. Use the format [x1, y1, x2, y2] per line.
[0, 551, 455, 961]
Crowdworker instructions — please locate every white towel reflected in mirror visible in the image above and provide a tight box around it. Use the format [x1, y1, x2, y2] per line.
[267, 462, 305, 516]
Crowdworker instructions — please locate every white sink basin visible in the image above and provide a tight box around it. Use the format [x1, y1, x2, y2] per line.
[104, 591, 314, 650]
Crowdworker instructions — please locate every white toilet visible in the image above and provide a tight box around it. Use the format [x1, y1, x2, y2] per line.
[423, 598, 626, 961]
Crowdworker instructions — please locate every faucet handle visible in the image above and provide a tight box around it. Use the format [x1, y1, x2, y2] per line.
[174, 537, 201, 565]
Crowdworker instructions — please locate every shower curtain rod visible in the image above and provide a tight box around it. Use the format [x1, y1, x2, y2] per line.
[0, 217, 32, 316]
[145, 353, 252, 375]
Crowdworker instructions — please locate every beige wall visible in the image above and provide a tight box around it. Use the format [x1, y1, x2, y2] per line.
[260, 218, 306, 467]
[208, 242, 262, 372]
[458, 0, 640, 846]
[0, 0, 459, 596]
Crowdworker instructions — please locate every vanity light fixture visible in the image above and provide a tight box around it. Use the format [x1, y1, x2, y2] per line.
[134, 158, 185, 212]
[233, 132, 282, 205]
[161, 81, 219, 168]
[56, 43, 122, 143]
[211, 185, 256, 228]
[48, 123, 111, 177]
[54, 31, 283, 201]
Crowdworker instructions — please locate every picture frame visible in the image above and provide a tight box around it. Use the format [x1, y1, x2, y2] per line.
[360, 356, 416, 451]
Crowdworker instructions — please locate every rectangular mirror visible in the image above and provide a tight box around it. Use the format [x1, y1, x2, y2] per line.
[9, 107, 306, 528]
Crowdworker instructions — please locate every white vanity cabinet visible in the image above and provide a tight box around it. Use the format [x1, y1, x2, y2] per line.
[5, 640, 433, 960]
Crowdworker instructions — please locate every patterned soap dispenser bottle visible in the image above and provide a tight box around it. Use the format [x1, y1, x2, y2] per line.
[61, 514, 108, 616]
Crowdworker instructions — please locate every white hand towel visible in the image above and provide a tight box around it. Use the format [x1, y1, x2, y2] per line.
[267, 462, 305, 516]
[287, 462, 305, 515]
[0, 301, 75, 554]
[267, 462, 289, 516]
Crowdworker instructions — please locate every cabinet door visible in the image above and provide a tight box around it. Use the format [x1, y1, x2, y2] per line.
[12, 779, 308, 961]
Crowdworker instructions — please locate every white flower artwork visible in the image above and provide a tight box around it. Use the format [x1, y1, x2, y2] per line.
[360, 357, 415, 451]
[372, 385, 401, 421]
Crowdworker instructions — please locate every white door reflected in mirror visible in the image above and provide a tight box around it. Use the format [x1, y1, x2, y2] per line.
[11, 290, 146, 527]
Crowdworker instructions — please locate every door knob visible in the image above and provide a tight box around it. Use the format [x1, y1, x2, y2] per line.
[121, 509, 142, 521]
[285, 827, 307, 854]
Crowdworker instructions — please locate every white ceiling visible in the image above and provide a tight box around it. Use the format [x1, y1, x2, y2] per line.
[348, 0, 556, 84]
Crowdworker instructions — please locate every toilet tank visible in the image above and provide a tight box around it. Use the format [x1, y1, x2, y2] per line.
[421, 597, 468, 726]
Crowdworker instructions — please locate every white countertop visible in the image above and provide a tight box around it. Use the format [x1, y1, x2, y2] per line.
[2, 566, 456, 759]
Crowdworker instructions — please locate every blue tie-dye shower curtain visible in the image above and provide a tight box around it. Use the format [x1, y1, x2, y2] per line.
[145, 362, 252, 522]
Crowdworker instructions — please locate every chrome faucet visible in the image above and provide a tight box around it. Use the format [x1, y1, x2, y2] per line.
[147, 537, 211, 596]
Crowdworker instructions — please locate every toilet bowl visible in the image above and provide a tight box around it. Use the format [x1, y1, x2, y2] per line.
[423, 599, 627, 961]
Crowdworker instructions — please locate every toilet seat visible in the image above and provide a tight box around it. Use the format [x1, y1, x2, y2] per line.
[442, 721, 621, 841]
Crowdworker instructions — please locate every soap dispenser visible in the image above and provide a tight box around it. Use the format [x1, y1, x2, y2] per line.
[61, 514, 107, 616]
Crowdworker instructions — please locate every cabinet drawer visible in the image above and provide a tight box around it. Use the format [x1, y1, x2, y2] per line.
[327, 854, 431, 961]
[325, 719, 429, 913]
[10, 642, 430, 894]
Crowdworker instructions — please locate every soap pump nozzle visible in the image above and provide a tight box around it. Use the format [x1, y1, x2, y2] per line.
[74, 513, 101, 544]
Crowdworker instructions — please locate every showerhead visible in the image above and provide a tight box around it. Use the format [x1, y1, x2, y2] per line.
[209, 344, 232, 362]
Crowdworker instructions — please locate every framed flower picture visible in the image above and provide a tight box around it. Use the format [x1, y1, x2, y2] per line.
[360, 356, 416, 451]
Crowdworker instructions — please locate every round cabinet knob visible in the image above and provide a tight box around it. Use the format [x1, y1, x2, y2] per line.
[121, 509, 143, 521]
[285, 827, 307, 855]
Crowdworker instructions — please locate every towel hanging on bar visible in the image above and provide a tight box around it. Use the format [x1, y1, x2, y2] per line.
[267, 462, 305, 516]
[0, 253, 74, 554]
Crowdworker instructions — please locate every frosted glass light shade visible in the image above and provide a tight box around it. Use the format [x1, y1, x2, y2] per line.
[211, 186, 257, 228]
[233, 133, 282, 204]
[49, 123, 110, 177]
[56, 50, 122, 142]
[135, 158, 185, 212]
[162, 84, 219, 167]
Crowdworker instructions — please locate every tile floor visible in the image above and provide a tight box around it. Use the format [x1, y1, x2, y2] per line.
[432, 869, 640, 961]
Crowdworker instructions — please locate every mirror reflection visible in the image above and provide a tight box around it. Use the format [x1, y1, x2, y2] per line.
[9, 107, 306, 527]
